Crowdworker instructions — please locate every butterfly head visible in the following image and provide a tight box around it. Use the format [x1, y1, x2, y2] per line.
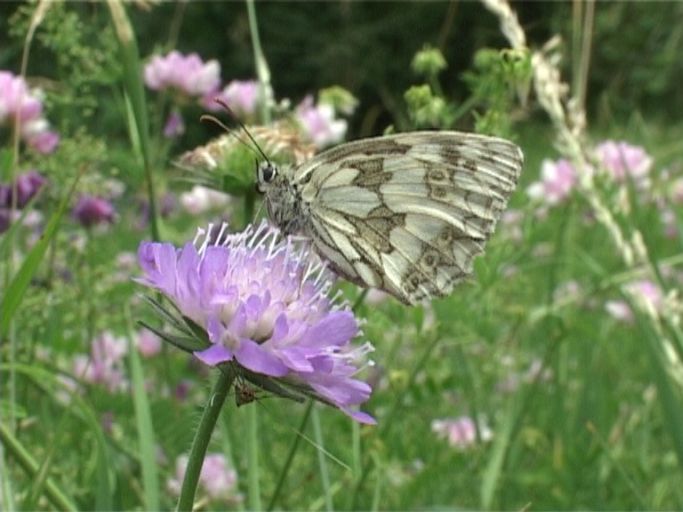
[254, 159, 305, 236]
[255, 160, 280, 193]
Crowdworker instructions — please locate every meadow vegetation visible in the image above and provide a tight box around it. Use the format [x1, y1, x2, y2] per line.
[2, 1, 683, 510]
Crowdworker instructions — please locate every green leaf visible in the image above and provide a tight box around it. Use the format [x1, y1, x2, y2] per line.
[137, 321, 207, 354]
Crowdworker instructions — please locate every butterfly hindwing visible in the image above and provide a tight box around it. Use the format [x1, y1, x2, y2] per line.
[296, 131, 523, 304]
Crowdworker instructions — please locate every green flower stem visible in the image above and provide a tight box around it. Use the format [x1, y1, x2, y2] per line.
[246, 0, 272, 124]
[177, 370, 235, 511]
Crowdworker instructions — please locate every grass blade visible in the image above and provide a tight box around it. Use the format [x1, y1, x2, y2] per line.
[0, 422, 77, 511]
[311, 406, 333, 511]
[127, 309, 160, 510]
[633, 304, 683, 473]
[107, 0, 159, 241]
[0, 173, 80, 338]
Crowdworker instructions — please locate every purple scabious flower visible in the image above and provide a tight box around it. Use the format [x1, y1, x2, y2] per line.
[72, 195, 116, 228]
[143, 51, 221, 99]
[137, 221, 375, 424]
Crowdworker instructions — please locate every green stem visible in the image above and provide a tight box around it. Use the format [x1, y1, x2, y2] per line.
[177, 370, 235, 511]
[247, 403, 262, 510]
[107, 0, 159, 241]
[246, 0, 272, 124]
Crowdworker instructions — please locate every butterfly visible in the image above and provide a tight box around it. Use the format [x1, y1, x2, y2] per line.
[255, 131, 523, 305]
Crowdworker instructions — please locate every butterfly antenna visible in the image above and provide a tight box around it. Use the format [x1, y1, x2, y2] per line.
[213, 97, 272, 164]
[199, 113, 263, 161]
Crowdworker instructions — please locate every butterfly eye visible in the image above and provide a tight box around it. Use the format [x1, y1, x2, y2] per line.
[257, 162, 278, 188]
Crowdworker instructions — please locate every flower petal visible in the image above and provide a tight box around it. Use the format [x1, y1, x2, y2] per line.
[195, 344, 233, 366]
[235, 338, 289, 377]
[300, 311, 357, 347]
[342, 408, 376, 425]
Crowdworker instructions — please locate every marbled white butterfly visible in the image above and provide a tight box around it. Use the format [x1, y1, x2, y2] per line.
[255, 131, 523, 305]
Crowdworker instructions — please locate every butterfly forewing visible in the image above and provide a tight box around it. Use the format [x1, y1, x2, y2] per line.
[292, 132, 523, 304]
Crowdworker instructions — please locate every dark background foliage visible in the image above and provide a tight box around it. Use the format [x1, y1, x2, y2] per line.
[2, 1, 682, 137]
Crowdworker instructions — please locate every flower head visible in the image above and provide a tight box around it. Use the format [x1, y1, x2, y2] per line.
[0, 70, 41, 123]
[136, 328, 162, 358]
[179, 185, 231, 215]
[137, 221, 375, 423]
[595, 140, 652, 183]
[144, 51, 221, 99]
[431, 416, 493, 449]
[204, 79, 260, 117]
[72, 195, 116, 227]
[72, 331, 129, 393]
[526, 158, 576, 205]
[605, 279, 664, 323]
[22, 119, 59, 154]
[0, 70, 59, 154]
[0, 170, 45, 209]
[295, 95, 347, 148]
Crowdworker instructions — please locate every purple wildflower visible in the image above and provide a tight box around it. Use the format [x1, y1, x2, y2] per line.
[136, 328, 162, 358]
[526, 158, 577, 205]
[0, 170, 46, 233]
[174, 380, 192, 402]
[295, 95, 347, 148]
[72, 195, 116, 227]
[0, 170, 45, 208]
[163, 111, 186, 138]
[144, 51, 221, 98]
[179, 185, 230, 215]
[203, 79, 260, 117]
[72, 331, 129, 393]
[595, 140, 652, 183]
[605, 279, 664, 323]
[23, 122, 60, 154]
[431, 416, 493, 449]
[137, 221, 375, 424]
[0, 70, 59, 154]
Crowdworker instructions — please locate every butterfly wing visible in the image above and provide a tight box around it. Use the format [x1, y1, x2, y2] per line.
[295, 131, 523, 304]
